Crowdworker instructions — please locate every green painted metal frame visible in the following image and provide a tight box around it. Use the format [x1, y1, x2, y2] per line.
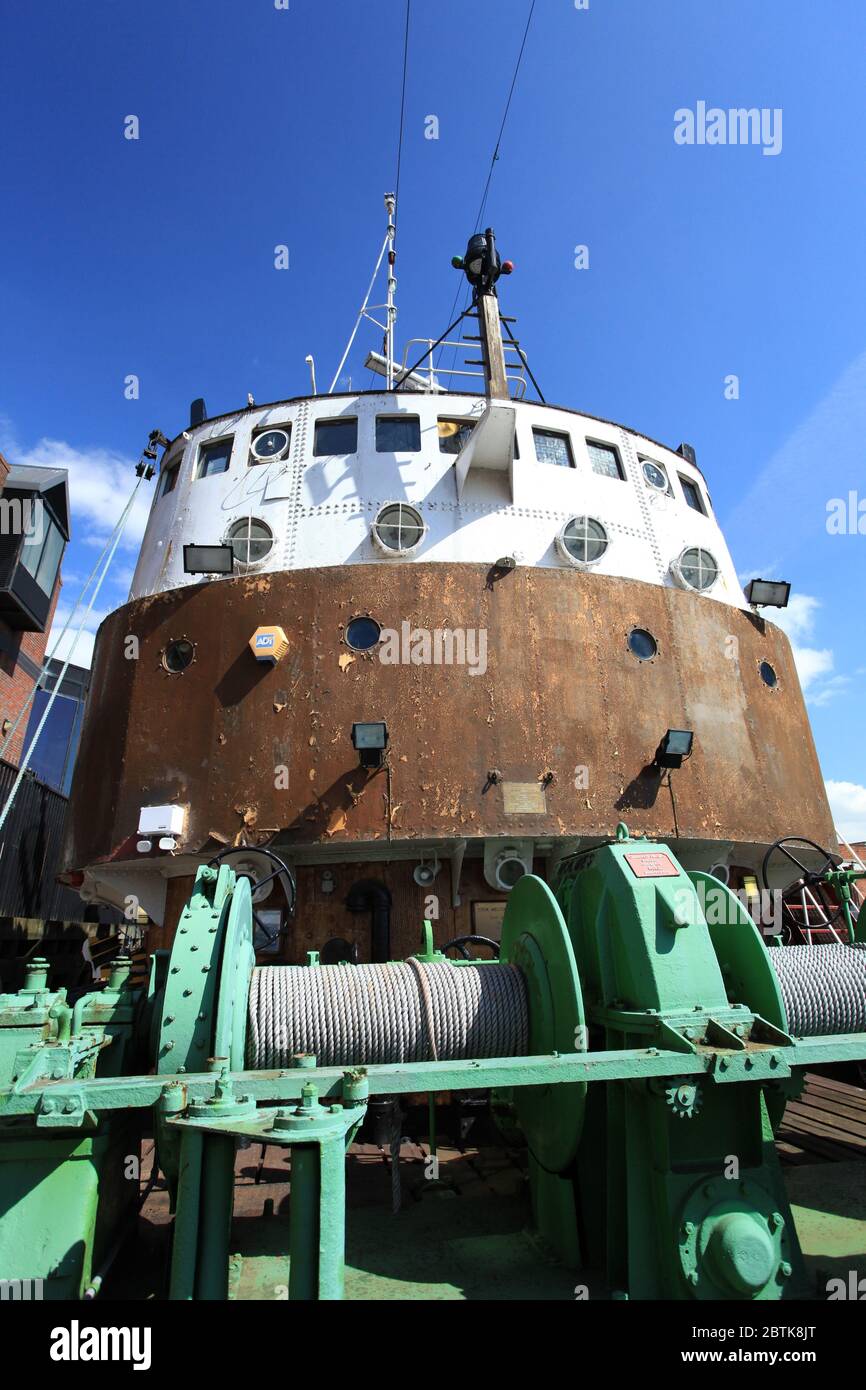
[4, 842, 866, 1304]
[3, 1029, 866, 1124]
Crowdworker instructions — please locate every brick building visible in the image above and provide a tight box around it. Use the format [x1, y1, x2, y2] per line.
[0, 453, 69, 765]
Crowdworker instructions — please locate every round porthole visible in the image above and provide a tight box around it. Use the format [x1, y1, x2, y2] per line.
[627, 627, 658, 661]
[557, 516, 608, 567]
[162, 638, 195, 674]
[642, 460, 668, 492]
[345, 616, 381, 651]
[251, 429, 290, 462]
[372, 503, 426, 555]
[760, 661, 778, 688]
[674, 546, 719, 593]
[226, 517, 274, 566]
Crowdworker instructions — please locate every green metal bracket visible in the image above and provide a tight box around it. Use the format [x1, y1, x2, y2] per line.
[165, 1068, 365, 1301]
[414, 920, 446, 963]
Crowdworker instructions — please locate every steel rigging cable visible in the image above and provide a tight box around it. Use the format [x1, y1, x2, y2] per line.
[364, 0, 411, 390]
[437, 0, 537, 380]
[393, 0, 411, 253]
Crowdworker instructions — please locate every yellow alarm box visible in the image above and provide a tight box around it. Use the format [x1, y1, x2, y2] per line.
[249, 625, 289, 664]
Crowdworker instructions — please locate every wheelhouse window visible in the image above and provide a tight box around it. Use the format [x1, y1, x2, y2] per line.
[437, 418, 475, 454]
[313, 418, 357, 456]
[159, 457, 181, 496]
[675, 546, 719, 592]
[679, 475, 706, 514]
[225, 517, 274, 566]
[533, 428, 574, 468]
[376, 415, 421, 453]
[196, 437, 233, 479]
[587, 441, 624, 480]
[640, 458, 669, 493]
[372, 503, 426, 555]
[557, 516, 608, 566]
[19, 512, 65, 596]
[250, 427, 292, 464]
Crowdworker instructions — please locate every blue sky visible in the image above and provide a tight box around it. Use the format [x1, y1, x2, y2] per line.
[1, 0, 864, 835]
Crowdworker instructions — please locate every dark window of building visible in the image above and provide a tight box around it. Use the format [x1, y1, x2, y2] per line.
[24, 683, 86, 795]
[313, 418, 357, 456]
[18, 513, 65, 596]
[196, 438, 233, 479]
[533, 429, 574, 468]
[438, 418, 475, 454]
[587, 441, 624, 479]
[376, 416, 421, 453]
[679, 475, 706, 513]
[0, 473, 69, 633]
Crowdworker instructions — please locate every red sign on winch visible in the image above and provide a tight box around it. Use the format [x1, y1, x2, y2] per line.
[624, 852, 680, 879]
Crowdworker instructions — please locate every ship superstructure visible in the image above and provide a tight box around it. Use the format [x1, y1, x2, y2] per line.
[63, 227, 834, 960]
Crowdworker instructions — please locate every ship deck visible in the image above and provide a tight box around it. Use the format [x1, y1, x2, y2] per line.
[107, 1071, 866, 1301]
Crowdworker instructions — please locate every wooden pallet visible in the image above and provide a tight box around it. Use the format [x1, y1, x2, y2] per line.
[777, 1072, 866, 1164]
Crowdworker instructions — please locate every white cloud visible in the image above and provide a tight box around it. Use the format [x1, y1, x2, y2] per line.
[797, 648, 835, 691]
[724, 347, 866, 561]
[770, 593, 821, 645]
[809, 674, 851, 708]
[0, 417, 150, 553]
[12, 437, 150, 550]
[825, 780, 866, 843]
[765, 593, 846, 701]
[46, 602, 113, 671]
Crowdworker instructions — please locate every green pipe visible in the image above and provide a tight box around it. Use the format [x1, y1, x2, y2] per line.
[71, 996, 88, 1037]
[48, 995, 72, 1043]
[288, 1146, 320, 1300]
[195, 1135, 236, 1300]
[169, 1129, 203, 1300]
[317, 1135, 347, 1300]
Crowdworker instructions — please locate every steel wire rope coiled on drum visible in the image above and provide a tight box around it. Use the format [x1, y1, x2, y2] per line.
[767, 943, 866, 1036]
[246, 960, 529, 1069]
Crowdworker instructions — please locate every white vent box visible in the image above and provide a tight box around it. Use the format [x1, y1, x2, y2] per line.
[138, 804, 186, 838]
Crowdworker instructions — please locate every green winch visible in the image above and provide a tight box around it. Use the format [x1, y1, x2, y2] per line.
[1, 827, 865, 1301]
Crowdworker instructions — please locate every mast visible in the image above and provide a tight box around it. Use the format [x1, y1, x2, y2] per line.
[385, 192, 397, 390]
[328, 193, 398, 395]
[453, 227, 513, 400]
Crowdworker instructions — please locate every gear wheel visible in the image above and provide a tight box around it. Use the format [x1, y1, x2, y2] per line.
[665, 1079, 703, 1119]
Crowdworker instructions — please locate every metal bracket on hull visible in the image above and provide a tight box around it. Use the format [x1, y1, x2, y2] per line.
[455, 403, 516, 501]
